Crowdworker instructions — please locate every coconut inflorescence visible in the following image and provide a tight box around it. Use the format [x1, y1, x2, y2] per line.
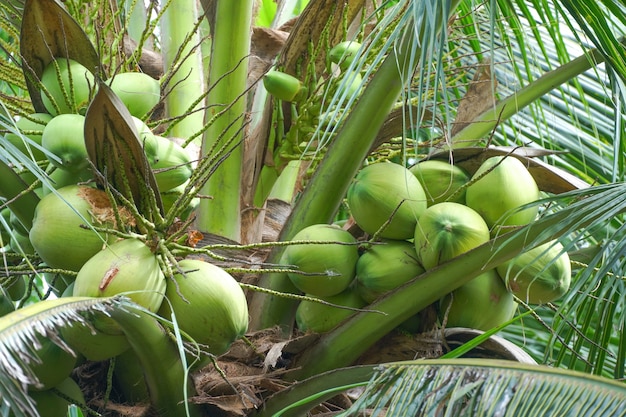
[4, 51, 244, 414]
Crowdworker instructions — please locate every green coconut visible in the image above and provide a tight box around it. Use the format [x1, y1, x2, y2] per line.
[27, 336, 77, 391]
[160, 180, 199, 219]
[296, 289, 366, 333]
[439, 269, 517, 331]
[4, 113, 53, 161]
[73, 238, 166, 314]
[29, 185, 118, 272]
[4, 275, 27, 301]
[328, 41, 362, 70]
[0, 207, 11, 247]
[414, 202, 490, 270]
[142, 134, 194, 191]
[355, 240, 424, 303]
[496, 240, 571, 304]
[25, 377, 85, 417]
[409, 160, 470, 206]
[9, 229, 35, 256]
[158, 259, 248, 356]
[263, 70, 306, 102]
[9, 210, 29, 236]
[0, 287, 15, 317]
[465, 156, 540, 227]
[40, 58, 95, 115]
[61, 317, 131, 361]
[43, 272, 74, 297]
[280, 224, 359, 297]
[41, 113, 88, 172]
[113, 348, 149, 403]
[60, 285, 130, 360]
[108, 71, 160, 119]
[347, 162, 427, 240]
[42, 164, 93, 195]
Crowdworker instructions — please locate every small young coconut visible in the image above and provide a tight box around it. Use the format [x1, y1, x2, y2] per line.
[355, 240, 424, 303]
[263, 70, 306, 102]
[414, 202, 490, 270]
[158, 259, 248, 356]
[73, 238, 166, 314]
[347, 162, 427, 240]
[9, 229, 35, 256]
[29, 185, 119, 272]
[465, 156, 540, 227]
[280, 224, 359, 297]
[328, 41, 362, 70]
[496, 240, 571, 304]
[0, 288, 15, 317]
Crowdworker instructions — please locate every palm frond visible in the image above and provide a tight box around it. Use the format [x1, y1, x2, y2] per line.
[0, 296, 131, 417]
[340, 359, 626, 416]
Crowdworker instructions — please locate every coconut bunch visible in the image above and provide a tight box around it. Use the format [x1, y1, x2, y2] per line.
[280, 158, 572, 336]
[4, 58, 196, 229]
[0, 54, 249, 414]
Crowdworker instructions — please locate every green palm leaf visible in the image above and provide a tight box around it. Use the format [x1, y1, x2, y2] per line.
[340, 359, 626, 416]
[0, 296, 125, 417]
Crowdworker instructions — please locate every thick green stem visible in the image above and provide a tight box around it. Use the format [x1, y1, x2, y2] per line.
[255, 365, 375, 417]
[196, 1, 253, 241]
[286, 205, 600, 380]
[160, 0, 205, 139]
[109, 306, 203, 417]
[451, 46, 606, 145]
[249, 0, 461, 331]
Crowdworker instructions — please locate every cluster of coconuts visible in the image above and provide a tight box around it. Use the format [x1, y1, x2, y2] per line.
[281, 157, 571, 334]
[1, 58, 249, 410]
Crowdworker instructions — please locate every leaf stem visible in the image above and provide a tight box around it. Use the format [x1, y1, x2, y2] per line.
[451, 45, 608, 145]
[196, 1, 253, 241]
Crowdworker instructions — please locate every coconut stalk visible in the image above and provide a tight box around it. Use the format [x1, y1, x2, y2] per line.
[160, 0, 205, 139]
[195, 1, 253, 241]
[108, 305, 203, 417]
[451, 43, 610, 146]
[249, 0, 461, 331]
